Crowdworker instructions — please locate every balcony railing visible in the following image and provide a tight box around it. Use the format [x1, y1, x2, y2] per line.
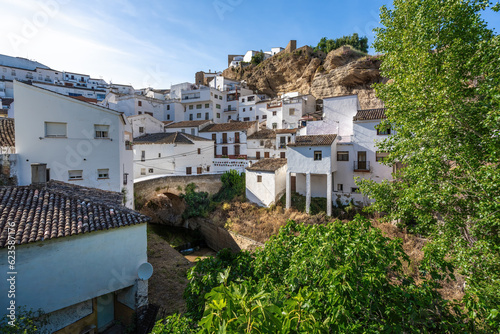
[267, 102, 282, 109]
[354, 161, 370, 172]
[224, 107, 237, 112]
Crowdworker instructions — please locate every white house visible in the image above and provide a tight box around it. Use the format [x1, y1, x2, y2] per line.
[128, 114, 165, 138]
[286, 134, 338, 216]
[199, 121, 258, 159]
[163, 120, 212, 136]
[238, 94, 269, 122]
[133, 132, 214, 178]
[246, 158, 287, 207]
[0, 182, 150, 333]
[13, 80, 134, 208]
[260, 93, 316, 130]
[247, 128, 297, 160]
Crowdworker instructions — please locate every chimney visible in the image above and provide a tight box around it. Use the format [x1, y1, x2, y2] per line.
[31, 163, 47, 186]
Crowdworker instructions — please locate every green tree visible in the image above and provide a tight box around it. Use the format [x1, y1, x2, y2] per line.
[358, 0, 500, 329]
[313, 33, 369, 53]
[251, 50, 265, 65]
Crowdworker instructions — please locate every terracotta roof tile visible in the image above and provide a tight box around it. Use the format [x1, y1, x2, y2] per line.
[200, 121, 257, 133]
[0, 118, 15, 147]
[248, 129, 276, 139]
[164, 120, 211, 128]
[246, 158, 287, 172]
[134, 132, 212, 145]
[287, 134, 337, 147]
[275, 129, 298, 134]
[0, 183, 149, 248]
[353, 108, 387, 121]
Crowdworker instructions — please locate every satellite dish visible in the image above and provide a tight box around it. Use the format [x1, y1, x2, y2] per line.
[137, 262, 153, 280]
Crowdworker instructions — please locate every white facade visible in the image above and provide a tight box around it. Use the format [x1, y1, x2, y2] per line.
[263, 94, 316, 130]
[13, 81, 134, 208]
[0, 223, 147, 332]
[133, 133, 214, 178]
[198, 122, 258, 159]
[239, 94, 268, 122]
[246, 160, 287, 207]
[128, 114, 165, 138]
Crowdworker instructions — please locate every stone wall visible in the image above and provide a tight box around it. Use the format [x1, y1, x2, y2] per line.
[134, 174, 223, 203]
[0, 154, 17, 186]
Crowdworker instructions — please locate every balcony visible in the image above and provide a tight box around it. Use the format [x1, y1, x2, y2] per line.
[354, 161, 370, 172]
[224, 107, 237, 112]
[279, 144, 286, 149]
[267, 101, 282, 109]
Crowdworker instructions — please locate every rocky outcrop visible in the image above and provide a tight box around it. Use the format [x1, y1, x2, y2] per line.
[140, 192, 185, 226]
[222, 45, 385, 109]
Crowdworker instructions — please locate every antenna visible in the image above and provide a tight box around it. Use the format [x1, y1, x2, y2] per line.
[137, 262, 153, 280]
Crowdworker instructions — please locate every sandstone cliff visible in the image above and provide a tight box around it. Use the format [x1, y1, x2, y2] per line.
[222, 45, 385, 109]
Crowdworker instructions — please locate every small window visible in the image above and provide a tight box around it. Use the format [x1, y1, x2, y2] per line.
[189, 105, 194, 110]
[167, 105, 170, 110]
[189, 114, 193, 120]
[95, 124, 109, 138]
[314, 151, 322, 161]
[205, 113, 209, 120]
[197, 167, 202, 174]
[250, 107, 253, 111]
[167, 114, 170, 120]
[337, 151, 349, 161]
[191, 128, 195, 135]
[257, 175, 262, 182]
[206, 166, 210, 172]
[256, 116, 259, 120]
[158, 153, 161, 158]
[243, 117, 250, 121]
[217, 113, 221, 118]
[272, 111, 277, 116]
[289, 108, 295, 115]
[272, 123, 277, 129]
[376, 151, 389, 162]
[141, 151, 145, 161]
[242, 98, 245, 102]
[262, 115, 267, 119]
[351, 187, 360, 193]
[214, 94, 218, 99]
[337, 184, 343, 192]
[98, 169, 109, 179]
[138, 101, 142, 106]
[216, 104, 221, 109]
[68, 170, 83, 180]
[197, 113, 201, 118]
[186, 167, 192, 175]
[219, 95, 222, 100]
[140, 168, 146, 175]
[139, 127, 144, 133]
[243, 108, 246, 112]
[264, 152, 270, 158]
[45, 122, 67, 137]
[205, 103, 209, 108]
[198, 148, 201, 154]
[181, 129, 186, 133]
[148, 168, 154, 173]
[280, 152, 286, 158]
[196, 104, 202, 109]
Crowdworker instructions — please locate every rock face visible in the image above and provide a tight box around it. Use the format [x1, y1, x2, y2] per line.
[140, 192, 185, 226]
[222, 45, 385, 109]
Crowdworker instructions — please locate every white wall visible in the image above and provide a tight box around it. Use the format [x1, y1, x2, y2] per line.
[14, 81, 134, 208]
[246, 167, 286, 207]
[287, 142, 336, 174]
[323, 95, 360, 138]
[0, 224, 147, 316]
[128, 115, 164, 138]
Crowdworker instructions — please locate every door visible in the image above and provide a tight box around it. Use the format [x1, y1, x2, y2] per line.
[280, 152, 286, 158]
[264, 152, 270, 158]
[235, 132, 240, 143]
[222, 133, 227, 143]
[256, 151, 261, 159]
[234, 145, 240, 156]
[222, 146, 228, 156]
[97, 293, 115, 331]
[357, 151, 367, 170]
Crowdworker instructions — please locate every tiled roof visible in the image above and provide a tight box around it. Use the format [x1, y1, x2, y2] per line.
[353, 108, 387, 121]
[247, 158, 287, 172]
[0, 118, 15, 147]
[70, 95, 98, 103]
[287, 134, 337, 147]
[248, 129, 275, 139]
[134, 132, 212, 145]
[200, 121, 257, 133]
[275, 129, 298, 134]
[0, 183, 150, 248]
[164, 120, 211, 128]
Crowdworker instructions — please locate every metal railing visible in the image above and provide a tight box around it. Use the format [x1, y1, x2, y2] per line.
[354, 161, 370, 171]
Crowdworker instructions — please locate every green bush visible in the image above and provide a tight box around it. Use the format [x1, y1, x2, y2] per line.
[180, 183, 211, 219]
[213, 170, 245, 202]
[313, 33, 369, 54]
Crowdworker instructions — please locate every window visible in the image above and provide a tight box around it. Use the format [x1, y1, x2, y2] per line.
[243, 108, 246, 112]
[140, 168, 146, 175]
[212, 134, 216, 142]
[197, 167, 202, 174]
[219, 95, 222, 100]
[196, 104, 202, 109]
[289, 108, 295, 115]
[234, 145, 240, 156]
[228, 116, 231, 120]
[204, 103, 209, 108]
[376, 151, 389, 162]
[95, 124, 109, 138]
[250, 107, 253, 111]
[98, 169, 109, 179]
[198, 148, 201, 154]
[149, 168, 154, 173]
[217, 113, 221, 118]
[243, 117, 250, 121]
[205, 113, 209, 120]
[314, 151, 322, 161]
[191, 128, 195, 135]
[141, 151, 145, 161]
[45, 122, 67, 137]
[189, 114, 193, 120]
[206, 166, 210, 172]
[167, 114, 170, 120]
[222, 133, 228, 143]
[337, 151, 349, 161]
[264, 152, 270, 158]
[138, 111, 142, 115]
[272, 111, 277, 116]
[189, 105, 194, 110]
[181, 129, 186, 133]
[351, 187, 360, 193]
[139, 126, 144, 133]
[337, 184, 343, 192]
[262, 115, 267, 119]
[186, 167, 192, 175]
[257, 175, 262, 182]
[214, 94, 218, 99]
[242, 98, 245, 102]
[68, 170, 83, 180]
[138, 101, 142, 106]
[222, 146, 228, 156]
[272, 123, 277, 129]
[256, 116, 259, 120]
[280, 152, 286, 158]
[197, 113, 201, 118]
[167, 105, 170, 110]
[216, 104, 221, 109]
[256, 151, 261, 159]
[377, 125, 391, 135]
[158, 153, 161, 158]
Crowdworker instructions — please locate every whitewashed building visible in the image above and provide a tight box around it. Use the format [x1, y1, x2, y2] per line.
[163, 120, 212, 136]
[0, 182, 150, 333]
[247, 128, 297, 160]
[260, 93, 316, 130]
[133, 132, 214, 178]
[128, 114, 165, 138]
[286, 134, 338, 216]
[238, 93, 269, 122]
[13, 81, 134, 208]
[199, 121, 258, 159]
[246, 158, 287, 207]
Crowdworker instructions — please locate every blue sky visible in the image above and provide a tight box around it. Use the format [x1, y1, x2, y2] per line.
[0, 0, 498, 89]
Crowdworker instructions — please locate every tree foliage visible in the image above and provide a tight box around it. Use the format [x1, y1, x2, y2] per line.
[251, 50, 265, 65]
[358, 0, 500, 330]
[180, 183, 211, 219]
[213, 170, 245, 202]
[153, 217, 469, 333]
[313, 33, 369, 54]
